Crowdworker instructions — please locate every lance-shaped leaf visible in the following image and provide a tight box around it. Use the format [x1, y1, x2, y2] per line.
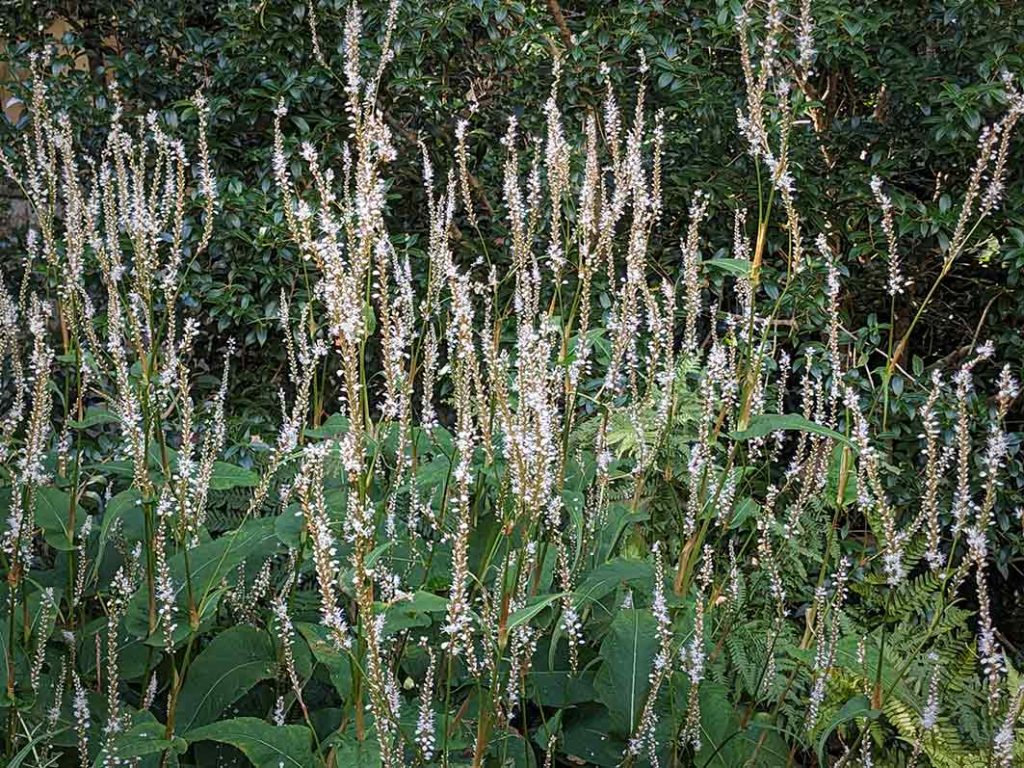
[506, 592, 565, 631]
[592, 608, 659, 734]
[186, 718, 319, 768]
[729, 413, 852, 449]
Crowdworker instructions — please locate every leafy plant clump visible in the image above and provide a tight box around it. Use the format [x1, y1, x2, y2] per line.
[1, 1, 1023, 766]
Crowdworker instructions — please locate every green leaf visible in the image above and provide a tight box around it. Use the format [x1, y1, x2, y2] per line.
[325, 727, 382, 767]
[527, 670, 596, 708]
[561, 706, 627, 766]
[593, 608, 659, 734]
[506, 593, 564, 631]
[576, 558, 654, 606]
[275, 503, 304, 547]
[209, 462, 259, 491]
[297, 622, 352, 701]
[186, 718, 318, 768]
[178, 517, 280, 600]
[363, 301, 376, 337]
[826, 446, 857, 509]
[96, 489, 144, 575]
[699, 683, 789, 766]
[36, 486, 78, 551]
[68, 406, 120, 429]
[729, 496, 760, 528]
[531, 709, 562, 750]
[729, 413, 852, 449]
[92, 716, 186, 766]
[177, 626, 278, 733]
[103, 489, 144, 535]
[703, 257, 752, 278]
[303, 413, 350, 439]
[9, 726, 70, 767]
[126, 517, 282, 642]
[381, 590, 448, 635]
[815, 695, 880, 764]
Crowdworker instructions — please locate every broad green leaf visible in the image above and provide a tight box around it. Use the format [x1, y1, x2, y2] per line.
[527, 670, 596, 708]
[592, 608, 658, 734]
[576, 558, 654, 607]
[186, 718, 318, 768]
[275, 502, 304, 547]
[703, 257, 752, 277]
[172, 516, 280, 602]
[297, 622, 352, 701]
[36, 486, 79, 551]
[325, 727, 382, 767]
[102, 488, 144, 538]
[486, 729, 533, 767]
[561, 706, 627, 766]
[177, 626, 278, 733]
[209, 462, 259, 491]
[68, 406, 120, 429]
[531, 709, 562, 750]
[381, 590, 448, 634]
[95, 489, 144, 578]
[126, 517, 282, 642]
[303, 413, 350, 439]
[815, 694, 879, 764]
[598, 502, 652, 563]
[698, 682, 788, 767]
[730, 496, 760, 527]
[729, 413, 852, 449]
[91, 717, 186, 766]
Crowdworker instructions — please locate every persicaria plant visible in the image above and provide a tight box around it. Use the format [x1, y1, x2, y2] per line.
[1, 1, 1023, 766]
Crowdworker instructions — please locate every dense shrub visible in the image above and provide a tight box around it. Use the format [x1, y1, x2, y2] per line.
[1, 1, 1024, 766]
